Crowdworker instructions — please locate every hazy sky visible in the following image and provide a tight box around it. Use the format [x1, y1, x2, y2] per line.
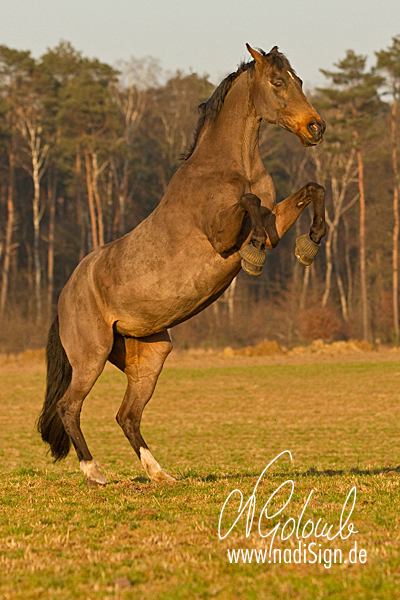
[1, 0, 400, 88]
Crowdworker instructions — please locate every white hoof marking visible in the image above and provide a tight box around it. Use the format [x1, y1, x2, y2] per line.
[80, 460, 107, 485]
[140, 448, 176, 483]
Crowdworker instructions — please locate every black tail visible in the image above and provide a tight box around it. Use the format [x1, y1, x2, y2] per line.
[37, 315, 72, 461]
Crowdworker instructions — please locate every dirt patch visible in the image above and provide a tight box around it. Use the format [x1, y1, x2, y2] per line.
[288, 338, 375, 356]
[223, 338, 375, 358]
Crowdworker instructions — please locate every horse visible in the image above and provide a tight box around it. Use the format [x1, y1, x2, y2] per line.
[38, 44, 326, 487]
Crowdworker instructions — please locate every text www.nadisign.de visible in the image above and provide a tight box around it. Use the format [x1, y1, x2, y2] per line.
[227, 541, 367, 568]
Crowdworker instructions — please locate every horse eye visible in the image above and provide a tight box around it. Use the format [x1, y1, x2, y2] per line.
[271, 80, 282, 88]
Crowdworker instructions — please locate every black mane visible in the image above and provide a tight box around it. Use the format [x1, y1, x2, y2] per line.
[184, 47, 293, 160]
[184, 61, 254, 160]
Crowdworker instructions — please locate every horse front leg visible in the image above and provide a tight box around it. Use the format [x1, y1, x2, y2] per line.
[238, 193, 268, 276]
[262, 182, 326, 264]
[109, 330, 175, 484]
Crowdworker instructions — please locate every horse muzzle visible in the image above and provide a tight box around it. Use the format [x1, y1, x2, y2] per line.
[301, 119, 326, 146]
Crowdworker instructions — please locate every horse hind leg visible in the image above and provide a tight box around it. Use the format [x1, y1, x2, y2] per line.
[57, 367, 108, 486]
[108, 330, 175, 483]
[38, 315, 112, 487]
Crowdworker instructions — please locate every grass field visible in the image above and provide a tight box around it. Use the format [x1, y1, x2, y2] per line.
[0, 355, 400, 599]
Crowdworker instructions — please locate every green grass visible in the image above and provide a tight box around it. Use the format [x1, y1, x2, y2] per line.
[0, 360, 400, 599]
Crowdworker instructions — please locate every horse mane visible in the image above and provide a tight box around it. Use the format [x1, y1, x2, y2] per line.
[184, 47, 293, 160]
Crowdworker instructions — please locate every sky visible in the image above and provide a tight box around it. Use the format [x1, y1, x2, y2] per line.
[0, 0, 400, 89]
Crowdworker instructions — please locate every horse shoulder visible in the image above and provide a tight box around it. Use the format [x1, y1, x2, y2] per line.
[250, 163, 276, 210]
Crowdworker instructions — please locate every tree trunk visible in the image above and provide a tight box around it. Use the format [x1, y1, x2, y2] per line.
[391, 96, 400, 343]
[32, 157, 42, 323]
[343, 216, 353, 315]
[84, 148, 98, 250]
[115, 158, 130, 236]
[356, 146, 369, 340]
[106, 166, 114, 243]
[226, 278, 237, 323]
[92, 153, 105, 247]
[332, 226, 348, 321]
[47, 169, 57, 321]
[322, 225, 334, 307]
[75, 147, 86, 261]
[0, 151, 15, 319]
[300, 267, 310, 311]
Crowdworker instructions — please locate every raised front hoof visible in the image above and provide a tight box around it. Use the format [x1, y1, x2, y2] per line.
[86, 479, 106, 489]
[241, 259, 263, 276]
[239, 243, 265, 277]
[150, 470, 177, 485]
[295, 234, 319, 266]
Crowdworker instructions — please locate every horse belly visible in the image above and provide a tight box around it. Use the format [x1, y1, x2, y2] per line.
[113, 255, 239, 337]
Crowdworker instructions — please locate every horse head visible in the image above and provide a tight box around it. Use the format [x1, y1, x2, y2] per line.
[247, 44, 325, 147]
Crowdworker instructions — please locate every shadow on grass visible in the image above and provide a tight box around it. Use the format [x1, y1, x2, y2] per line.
[302, 465, 400, 477]
[132, 476, 152, 483]
[106, 465, 400, 487]
[174, 465, 400, 482]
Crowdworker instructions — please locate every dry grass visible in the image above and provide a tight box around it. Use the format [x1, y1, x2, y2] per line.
[0, 355, 400, 598]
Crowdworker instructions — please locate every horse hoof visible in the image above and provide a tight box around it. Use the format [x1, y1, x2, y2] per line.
[241, 260, 263, 276]
[239, 243, 265, 276]
[295, 234, 319, 266]
[80, 460, 107, 485]
[86, 479, 106, 488]
[151, 470, 177, 484]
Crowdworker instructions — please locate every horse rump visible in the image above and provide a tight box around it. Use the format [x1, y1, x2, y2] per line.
[37, 315, 72, 461]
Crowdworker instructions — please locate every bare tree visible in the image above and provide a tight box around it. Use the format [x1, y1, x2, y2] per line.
[0, 151, 17, 319]
[312, 145, 359, 320]
[16, 107, 49, 322]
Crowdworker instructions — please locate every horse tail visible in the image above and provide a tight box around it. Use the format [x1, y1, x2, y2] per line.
[37, 315, 72, 461]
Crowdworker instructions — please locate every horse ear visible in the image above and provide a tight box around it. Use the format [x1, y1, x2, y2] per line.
[269, 46, 279, 53]
[246, 44, 263, 64]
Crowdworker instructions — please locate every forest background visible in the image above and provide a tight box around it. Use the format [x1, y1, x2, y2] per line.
[1, 37, 400, 353]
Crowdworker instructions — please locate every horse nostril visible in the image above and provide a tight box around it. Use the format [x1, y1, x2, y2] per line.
[307, 120, 325, 137]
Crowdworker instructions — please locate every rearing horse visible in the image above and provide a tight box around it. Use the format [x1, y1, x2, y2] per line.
[38, 45, 326, 486]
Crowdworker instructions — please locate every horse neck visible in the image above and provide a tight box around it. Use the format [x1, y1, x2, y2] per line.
[193, 71, 261, 180]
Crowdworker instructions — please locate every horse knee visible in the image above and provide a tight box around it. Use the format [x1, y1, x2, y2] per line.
[116, 398, 140, 433]
[305, 182, 325, 195]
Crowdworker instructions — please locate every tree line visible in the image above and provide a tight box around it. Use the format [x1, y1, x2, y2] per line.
[0, 38, 400, 352]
